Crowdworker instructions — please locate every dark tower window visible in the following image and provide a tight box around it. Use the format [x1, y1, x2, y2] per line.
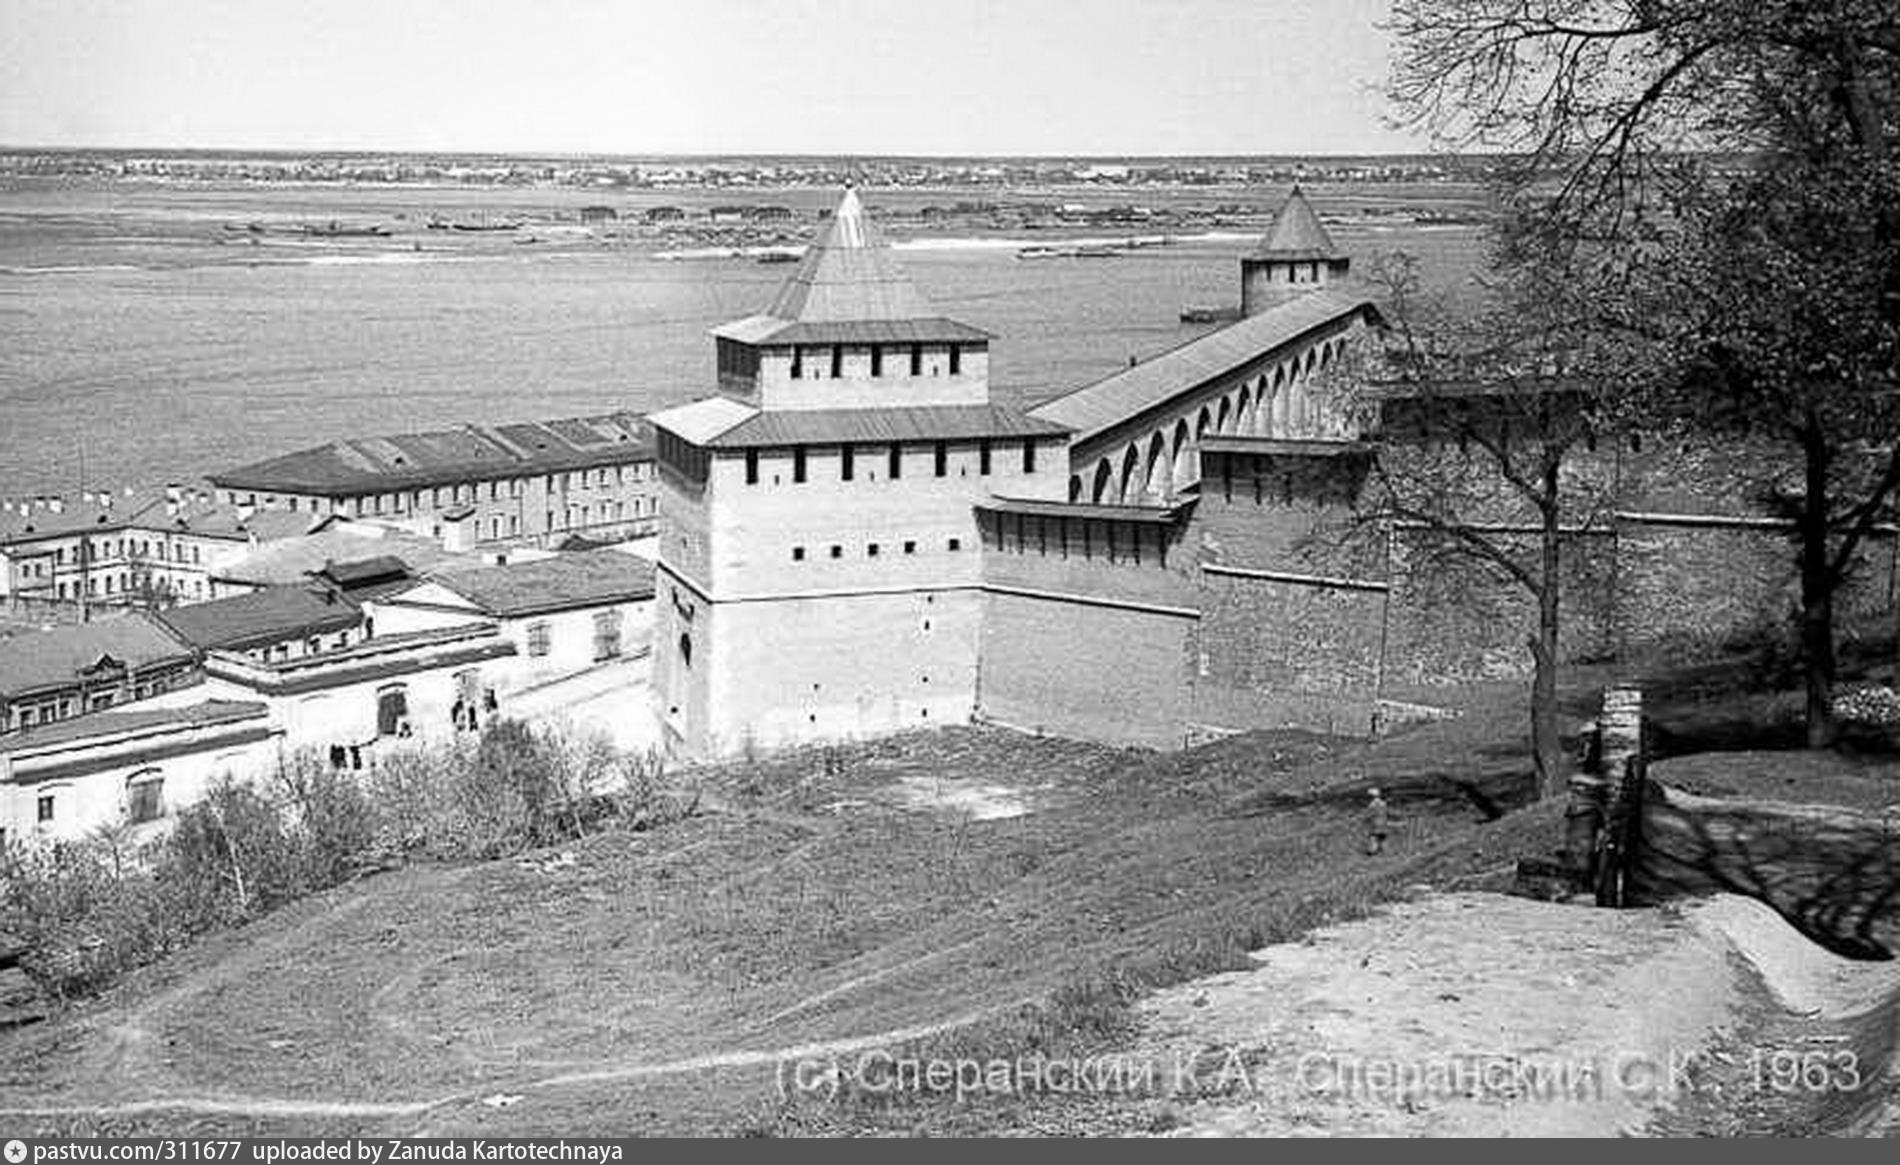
[948, 344, 961, 375]
[889, 443, 903, 479]
[979, 440, 993, 476]
[1023, 439, 1037, 474]
[909, 343, 923, 375]
[842, 444, 855, 481]
[830, 345, 844, 378]
[870, 346, 883, 377]
[791, 346, 804, 379]
[934, 442, 948, 477]
[745, 449, 760, 485]
[678, 633, 692, 668]
[794, 448, 808, 483]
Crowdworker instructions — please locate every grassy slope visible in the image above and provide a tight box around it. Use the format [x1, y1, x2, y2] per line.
[0, 699, 1573, 1138]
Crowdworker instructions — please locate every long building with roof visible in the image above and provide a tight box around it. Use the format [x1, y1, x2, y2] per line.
[207, 412, 659, 551]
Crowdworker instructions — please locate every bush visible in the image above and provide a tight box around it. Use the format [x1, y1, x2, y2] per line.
[0, 724, 692, 1002]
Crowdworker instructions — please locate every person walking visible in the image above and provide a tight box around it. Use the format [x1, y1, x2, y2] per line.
[1364, 787, 1390, 856]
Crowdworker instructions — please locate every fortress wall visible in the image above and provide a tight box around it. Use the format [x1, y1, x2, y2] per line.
[977, 588, 1193, 749]
[1190, 571, 1384, 736]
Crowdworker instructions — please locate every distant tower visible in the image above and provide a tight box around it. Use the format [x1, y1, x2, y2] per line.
[647, 187, 1069, 761]
[1241, 185, 1351, 316]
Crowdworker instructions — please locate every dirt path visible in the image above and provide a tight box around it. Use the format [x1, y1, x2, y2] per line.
[0, 1009, 1013, 1125]
[1134, 891, 1753, 1137]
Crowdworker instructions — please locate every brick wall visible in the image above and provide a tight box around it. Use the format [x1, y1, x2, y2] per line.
[978, 590, 1192, 749]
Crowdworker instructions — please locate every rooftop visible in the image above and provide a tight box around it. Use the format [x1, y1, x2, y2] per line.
[0, 612, 195, 700]
[156, 586, 361, 653]
[1029, 290, 1382, 444]
[0, 487, 313, 548]
[208, 412, 651, 496]
[1200, 436, 1374, 457]
[647, 401, 1069, 450]
[420, 549, 655, 618]
[977, 497, 1192, 525]
[211, 526, 478, 589]
[710, 188, 985, 348]
[0, 700, 268, 757]
[1251, 185, 1346, 263]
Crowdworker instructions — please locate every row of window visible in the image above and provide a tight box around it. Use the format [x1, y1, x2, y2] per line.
[519, 611, 624, 662]
[790, 342, 965, 380]
[745, 439, 1039, 485]
[790, 537, 962, 561]
[232, 464, 656, 517]
[30, 768, 165, 828]
[42, 575, 208, 602]
[24, 539, 207, 569]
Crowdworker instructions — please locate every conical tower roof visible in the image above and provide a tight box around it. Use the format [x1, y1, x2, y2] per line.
[1252, 185, 1344, 262]
[765, 187, 939, 322]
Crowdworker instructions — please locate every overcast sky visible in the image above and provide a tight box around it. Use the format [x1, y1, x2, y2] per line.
[0, 0, 1421, 156]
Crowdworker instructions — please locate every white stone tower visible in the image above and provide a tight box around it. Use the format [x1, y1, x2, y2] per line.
[646, 189, 1069, 760]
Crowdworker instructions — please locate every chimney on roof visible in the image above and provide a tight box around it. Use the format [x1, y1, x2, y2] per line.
[123, 485, 134, 496]
[236, 503, 256, 522]
[99, 492, 112, 509]
[47, 497, 64, 514]
[165, 483, 183, 502]
[80, 490, 94, 504]
[165, 499, 180, 517]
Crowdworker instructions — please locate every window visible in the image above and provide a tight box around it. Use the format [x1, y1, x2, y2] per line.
[979, 439, 993, 476]
[678, 632, 693, 669]
[948, 537, 962, 551]
[904, 540, 917, 555]
[593, 610, 623, 661]
[830, 545, 843, 558]
[376, 685, 410, 738]
[37, 794, 54, 824]
[948, 344, 962, 375]
[1023, 440, 1038, 474]
[830, 345, 844, 378]
[304, 637, 320, 656]
[934, 442, 948, 477]
[793, 546, 806, 561]
[909, 343, 923, 376]
[527, 621, 551, 657]
[841, 444, 855, 481]
[870, 345, 883, 377]
[126, 770, 163, 824]
[868, 543, 880, 557]
[889, 443, 903, 479]
[791, 346, 804, 379]
[793, 448, 808, 483]
[745, 449, 760, 484]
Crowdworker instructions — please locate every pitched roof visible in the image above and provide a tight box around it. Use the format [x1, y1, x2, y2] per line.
[711, 314, 992, 347]
[647, 400, 1070, 450]
[0, 700, 267, 756]
[0, 488, 296, 549]
[1199, 437, 1373, 458]
[208, 412, 650, 496]
[1029, 290, 1380, 444]
[0, 613, 194, 700]
[710, 188, 985, 347]
[977, 497, 1191, 525]
[210, 527, 477, 589]
[156, 586, 361, 652]
[1252, 185, 1345, 263]
[423, 549, 655, 618]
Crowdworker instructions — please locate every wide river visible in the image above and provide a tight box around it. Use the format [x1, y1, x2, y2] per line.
[0, 181, 1487, 494]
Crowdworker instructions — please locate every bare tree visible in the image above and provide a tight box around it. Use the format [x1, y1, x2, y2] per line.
[1386, 0, 1900, 747]
[1354, 248, 1617, 800]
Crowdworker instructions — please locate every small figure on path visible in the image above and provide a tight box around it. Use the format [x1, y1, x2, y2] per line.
[1364, 787, 1390, 856]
